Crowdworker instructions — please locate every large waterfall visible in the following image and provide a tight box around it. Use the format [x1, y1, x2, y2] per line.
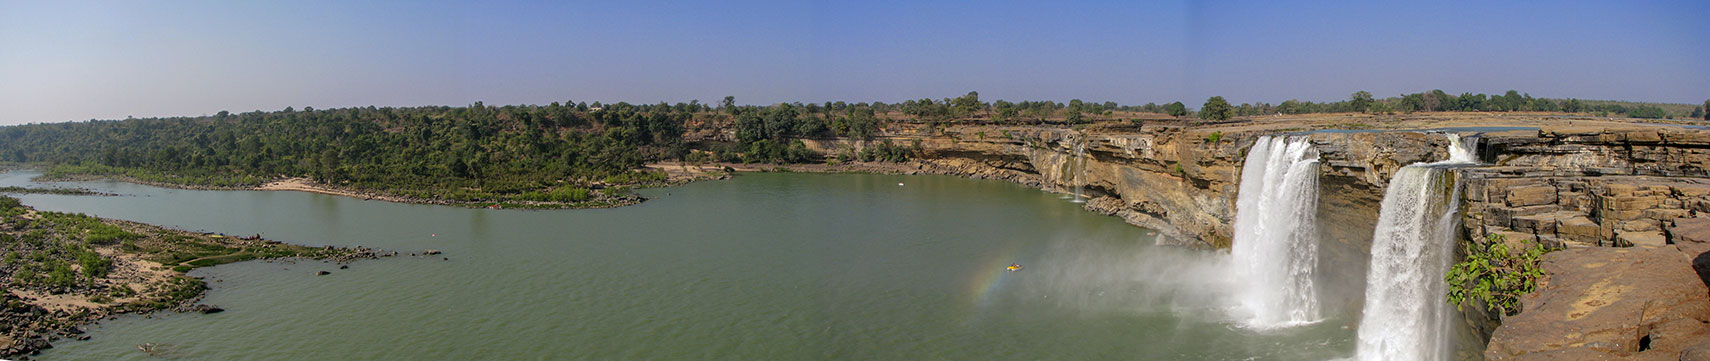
[1354, 134, 1478, 361]
[1230, 135, 1322, 328]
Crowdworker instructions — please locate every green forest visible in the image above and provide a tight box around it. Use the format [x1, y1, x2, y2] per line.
[0, 102, 693, 204]
[0, 91, 1703, 205]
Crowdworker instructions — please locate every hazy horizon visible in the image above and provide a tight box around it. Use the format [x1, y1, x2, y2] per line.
[2, 0, 1706, 125]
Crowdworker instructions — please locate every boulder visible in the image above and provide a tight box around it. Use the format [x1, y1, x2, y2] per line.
[1485, 247, 1710, 360]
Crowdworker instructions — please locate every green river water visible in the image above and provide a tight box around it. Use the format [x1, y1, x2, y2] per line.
[3, 171, 1354, 360]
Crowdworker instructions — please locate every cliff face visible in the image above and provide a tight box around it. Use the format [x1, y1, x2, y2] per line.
[879, 126, 1453, 251]
[899, 126, 1243, 248]
[1461, 127, 1710, 360]
[1463, 127, 1710, 249]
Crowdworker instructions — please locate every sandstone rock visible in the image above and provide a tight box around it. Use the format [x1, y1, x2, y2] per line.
[1619, 231, 1670, 248]
[1624, 220, 1665, 232]
[1646, 209, 1693, 222]
[1627, 131, 1663, 144]
[1507, 185, 1559, 207]
[1557, 216, 1603, 243]
[1494, 230, 1539, 244]
[1682, 342, 1710, 361]
[1674, 218, 1710, 244]
[1675, 184, 1710, 198]
[1511, 214, 1560, 235]
[1485, 247, 1710, 360]
[1692, 200, 1710, 213]
[1671, 218, 1710, 291]
[1608, 196, 1665, 212]
[1608, 183, 1642, 197]
[1543, 126, 1608, 138]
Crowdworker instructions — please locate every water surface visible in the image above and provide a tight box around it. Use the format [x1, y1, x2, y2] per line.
[6, 171, 1355, 360]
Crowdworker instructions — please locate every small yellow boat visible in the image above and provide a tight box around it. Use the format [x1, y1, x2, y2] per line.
[1006, 264, 1023, 272]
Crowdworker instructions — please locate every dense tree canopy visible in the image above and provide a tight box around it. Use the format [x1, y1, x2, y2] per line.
[1350, 91, 1375, 113]
[1165, 102, 1188, 117]
[1199, 96, 1233, 121]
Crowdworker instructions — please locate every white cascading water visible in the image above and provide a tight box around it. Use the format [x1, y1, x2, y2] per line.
[1230, 135, 1323, 328]
[1446, 133, 1477, 163]
[1072, 138, 1088, 203]
[1354, 133, 1478, 361]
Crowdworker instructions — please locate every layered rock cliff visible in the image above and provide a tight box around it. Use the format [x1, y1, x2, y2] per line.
[799, 118, 1710, 359]
[1457, 127, 1710, 360]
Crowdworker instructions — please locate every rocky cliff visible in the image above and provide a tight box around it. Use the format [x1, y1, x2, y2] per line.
[1459, 127, 1710, 360]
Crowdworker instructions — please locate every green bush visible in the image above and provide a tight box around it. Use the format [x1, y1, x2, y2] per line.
[1446, 233, 1553, 317]
[46, 260, 77, 287]
[76, 248, 111, 278]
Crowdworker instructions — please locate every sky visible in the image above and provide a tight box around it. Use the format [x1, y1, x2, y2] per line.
[1, 0, 1705, 125]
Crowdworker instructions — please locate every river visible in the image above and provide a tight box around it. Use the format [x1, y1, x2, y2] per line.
[3, 171, 1354, 360]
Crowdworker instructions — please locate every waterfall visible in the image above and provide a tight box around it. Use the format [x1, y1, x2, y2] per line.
[1230, 135, 1322, 328]
[1353, 133, 1479, 361]
[1072, 137, 1088, 203]
[1446, 133, 1477, 163]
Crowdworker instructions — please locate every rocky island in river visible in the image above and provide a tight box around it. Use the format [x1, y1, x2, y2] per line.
[0, 194, 386, 358]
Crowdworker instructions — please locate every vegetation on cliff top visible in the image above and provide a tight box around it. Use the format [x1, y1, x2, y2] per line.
[1446, 233, 1555, 317]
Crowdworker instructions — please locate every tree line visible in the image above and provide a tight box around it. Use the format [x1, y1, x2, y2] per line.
[0, 101, 690, 202]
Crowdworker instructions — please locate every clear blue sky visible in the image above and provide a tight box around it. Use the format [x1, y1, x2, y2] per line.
[1, 0, 1705, 125]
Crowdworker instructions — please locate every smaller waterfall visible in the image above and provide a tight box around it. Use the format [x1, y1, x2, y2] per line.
[1230, 135, 1322, 328]
[1072, 138, 1088, 203]
[1354, 133, 1480, 361]
[1446, 133, 1477, 163]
